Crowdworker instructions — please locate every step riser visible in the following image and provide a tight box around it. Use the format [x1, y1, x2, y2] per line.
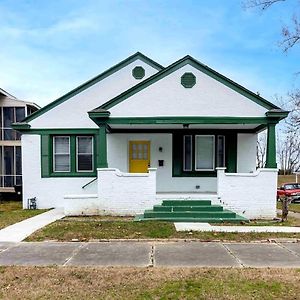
[144, 212, 236, 219]
[153, 206, 223, 212]
[162, 200, 211, 206]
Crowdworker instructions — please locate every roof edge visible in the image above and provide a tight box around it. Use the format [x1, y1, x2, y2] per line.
[97, 55, 280, 112]
[23, 52, 164, 124]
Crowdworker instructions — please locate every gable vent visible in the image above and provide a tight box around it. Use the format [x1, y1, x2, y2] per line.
[181, 72, 196, 88]
[132, 66, 145, 79]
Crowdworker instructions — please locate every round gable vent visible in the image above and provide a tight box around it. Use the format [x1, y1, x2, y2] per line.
[181, 72, 196, 88]
[132, 66, 145, 79]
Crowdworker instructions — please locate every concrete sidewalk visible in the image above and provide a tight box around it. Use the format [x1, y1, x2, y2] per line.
[0, 241, 299, 268]
[175, 222, 300, 233]
[0, 208, 65, 242]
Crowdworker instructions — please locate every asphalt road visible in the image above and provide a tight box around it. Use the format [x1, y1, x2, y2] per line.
[0, 241, 300, 267]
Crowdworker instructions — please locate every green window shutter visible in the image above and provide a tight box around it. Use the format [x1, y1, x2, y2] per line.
[225, 133, 237, 173]
[41, 134, 51, 177]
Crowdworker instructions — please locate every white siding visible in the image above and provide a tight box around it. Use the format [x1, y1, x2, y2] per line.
[110, 64, 268, 117]
[29, 60, 159, 129]
[237, 133, 257, 173]
[108, 133, 217, 193]
[21, 134, 97, 209]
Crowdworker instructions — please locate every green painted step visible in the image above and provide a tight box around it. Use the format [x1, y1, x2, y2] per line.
[134, 215, 249, 223]
[153, 205, 224, 212]
[162, 200, 211, 206]
[143, 210, 236, 219]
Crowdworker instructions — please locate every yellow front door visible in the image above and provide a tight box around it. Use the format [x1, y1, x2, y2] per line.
[129, 141, 150, 173]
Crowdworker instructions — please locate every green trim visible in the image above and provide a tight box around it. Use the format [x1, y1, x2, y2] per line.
[22, 52, 163, 124]
[41, 133, 97, 178]
[265, 123, 277, 168]
[226, 133, 237, 173]
[172, 132, 237, 177]
[92, 116, 275, 126]
[96, 56, 279, 112]
[265, 110, 289, 120]
[98, 125, 108, 168]
[41, 134, 51, 177]
[17, 128, 100, 135]
[11, 123, 31, 130]
[109, 128, 258, 134]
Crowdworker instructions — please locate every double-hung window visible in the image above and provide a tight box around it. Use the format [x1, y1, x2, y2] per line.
[182, 134, 225, 173]
[52, 135, 94, 174]
[195, 135, 215, 171]
[76, 136, 93, 172]
[53, 136, 70, 172]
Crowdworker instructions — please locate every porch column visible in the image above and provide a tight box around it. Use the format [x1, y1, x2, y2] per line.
[98, 124, 108, 168]
[265, 123, 277, 168]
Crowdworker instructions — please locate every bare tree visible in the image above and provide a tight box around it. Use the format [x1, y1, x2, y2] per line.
[277, 91, 300, 173]
[257, 131, 267, 168]
[244, 0, 300, 52]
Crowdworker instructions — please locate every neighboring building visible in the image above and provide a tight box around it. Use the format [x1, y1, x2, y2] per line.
[13, 52, 288, 220]
[0, 88, 39, 193]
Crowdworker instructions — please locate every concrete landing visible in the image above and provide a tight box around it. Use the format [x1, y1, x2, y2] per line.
[0, 208, 65, 242]
[175, 222, 300, 233]
[0, 241, 299, 268]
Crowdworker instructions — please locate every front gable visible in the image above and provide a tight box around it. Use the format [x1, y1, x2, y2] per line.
[27, 52, 163, 129]
[97, 56, 279, 118]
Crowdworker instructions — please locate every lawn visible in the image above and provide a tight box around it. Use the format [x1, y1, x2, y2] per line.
[0, 266, 299, 299]
[27, 215, 300, 242]
[277, 202, 300, 213]
[278, 174, 298, 187]
[0, 201, 48, 230]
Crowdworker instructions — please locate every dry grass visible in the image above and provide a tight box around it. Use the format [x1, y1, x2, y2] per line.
[0, 266, 300, 299]
[277, 202, 300, 213]
[26, 216, 300, 242]
[0, 201, 47, 229]
[278, 175, 298, 187]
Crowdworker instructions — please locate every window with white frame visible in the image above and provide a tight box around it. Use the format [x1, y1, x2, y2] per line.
[195, 135, 215, 171]
[0, 107, 25, 140]
[0, 146, 22, 187]
[53, 136, 70, 172]
[76, 136, 93, 172]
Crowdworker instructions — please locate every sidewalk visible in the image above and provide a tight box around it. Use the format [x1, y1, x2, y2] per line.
[0, 208, 65, 242]
[0, 241, 299, 267]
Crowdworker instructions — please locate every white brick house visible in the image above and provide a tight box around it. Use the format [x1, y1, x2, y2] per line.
[13, 52, 288, 219]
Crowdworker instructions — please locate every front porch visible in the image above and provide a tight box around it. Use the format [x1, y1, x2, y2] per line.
[63, 113, 285, 220]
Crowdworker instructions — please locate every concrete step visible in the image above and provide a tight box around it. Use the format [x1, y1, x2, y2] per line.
[143, 210, 236, 219]
[162, 200, 211, 206]
[134, 215, 249, 223]
[153, 205, 224, 212]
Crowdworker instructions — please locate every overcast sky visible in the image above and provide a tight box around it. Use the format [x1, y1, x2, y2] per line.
[0, 0, 299, 107]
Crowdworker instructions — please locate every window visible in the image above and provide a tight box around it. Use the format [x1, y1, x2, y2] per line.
[0, 146, 22, 187]
[0, 107, 25, 141]
[77, 136, 93, 172]
[51, 135, 95, 175]
[183, 135, 192, 171]
[53, 136, 70, 172]
[195, 135, 215, 171]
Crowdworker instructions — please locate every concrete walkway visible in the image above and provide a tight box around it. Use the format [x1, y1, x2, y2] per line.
[0, 208, 65, 242]
[0, 241, 299, 267]
[175, 222, 300, 233]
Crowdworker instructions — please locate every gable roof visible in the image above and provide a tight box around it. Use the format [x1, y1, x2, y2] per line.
[93, 55, 280, 113]
[23, 52, 164, 123]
